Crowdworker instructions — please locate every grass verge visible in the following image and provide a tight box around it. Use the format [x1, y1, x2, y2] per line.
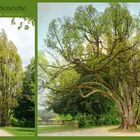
[0, 127, 35, 136]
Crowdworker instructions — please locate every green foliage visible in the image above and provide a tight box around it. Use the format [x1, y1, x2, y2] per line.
[97, 113, 120, 126]
[13, 59, 35, 127]
[0, 28, 35, 128]
[48, 91, 119, 127]
[55, 114, 73, 121]
[47, 70, 118, 127]
[75, 113, 96, 127]
[42, 3, 140, 130]
[10, 116, 19, 127]
[0, 29, 23, 126]
[11, 18, 35, 30]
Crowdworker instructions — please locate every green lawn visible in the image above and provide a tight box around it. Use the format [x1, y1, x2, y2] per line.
[0, 127, 35, 136]
[38, 125, 140, 134]
[38, 125, 77, 133]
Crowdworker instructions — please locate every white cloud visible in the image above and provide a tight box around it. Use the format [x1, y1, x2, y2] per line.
[0, 18, 35, 69]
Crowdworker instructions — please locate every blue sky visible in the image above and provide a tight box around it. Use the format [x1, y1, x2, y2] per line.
[38, 3, 140, 110]
[0, 18, 34, 69]
[38, 3, 140, 52]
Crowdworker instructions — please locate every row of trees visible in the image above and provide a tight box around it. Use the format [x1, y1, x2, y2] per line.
[0, 30, 34, 127]
[39, 3, 140, 131]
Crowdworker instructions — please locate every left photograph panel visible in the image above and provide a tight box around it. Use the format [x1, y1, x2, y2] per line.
[0, 18, 35, 136]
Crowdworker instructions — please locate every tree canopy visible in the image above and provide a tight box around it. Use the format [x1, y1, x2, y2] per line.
[39, 3, 140, 131]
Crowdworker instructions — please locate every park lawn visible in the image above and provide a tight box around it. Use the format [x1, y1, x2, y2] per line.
[0, 127, 35, 136]
[38, 124, 97, 133]
[38, 125, 78, 133]
[38, 125, 140, 134]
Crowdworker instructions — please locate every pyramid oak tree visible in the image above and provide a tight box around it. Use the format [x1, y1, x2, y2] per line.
[0, 30, 23, 126]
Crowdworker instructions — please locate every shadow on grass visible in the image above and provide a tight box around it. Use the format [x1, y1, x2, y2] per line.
[8, 128, 34, 132]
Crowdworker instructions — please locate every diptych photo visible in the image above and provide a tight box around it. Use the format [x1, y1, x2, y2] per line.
[38, 3, 140, 136]
[0, 1, 140, 138]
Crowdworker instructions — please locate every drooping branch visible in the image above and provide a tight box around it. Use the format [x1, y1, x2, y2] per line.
[79, 88, 111, 100]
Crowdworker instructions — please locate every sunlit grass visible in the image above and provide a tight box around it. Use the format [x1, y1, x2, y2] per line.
[0, 127, 35, 136]
[38, 125, 77, 133]
[38, 125, 140, 134]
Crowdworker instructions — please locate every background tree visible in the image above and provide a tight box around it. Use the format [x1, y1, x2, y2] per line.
[41, 3, 140, 131]
[44, 65, 119, 127]
[0, 29, 23, 126]
[13, 58, 35, 127]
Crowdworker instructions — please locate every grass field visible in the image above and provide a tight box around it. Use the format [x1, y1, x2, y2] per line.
[38, 124, 140, 134]
[0, 127, 35, 136]
[38, 125, 77, 133]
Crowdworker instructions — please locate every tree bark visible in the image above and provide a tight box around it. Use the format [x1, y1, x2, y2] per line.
[117, 102, 137, 131]
[119, 113, 137, 131]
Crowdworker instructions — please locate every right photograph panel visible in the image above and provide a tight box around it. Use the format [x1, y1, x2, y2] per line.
[38, 2, 140, 136]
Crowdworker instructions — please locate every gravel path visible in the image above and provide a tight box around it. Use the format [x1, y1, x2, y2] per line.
[0, 129, 12, 136]
[39, 126, 140, 136]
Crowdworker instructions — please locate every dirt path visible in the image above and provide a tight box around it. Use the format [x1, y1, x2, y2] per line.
[39, 126, 140, 136]
[0, 129, 12, 136]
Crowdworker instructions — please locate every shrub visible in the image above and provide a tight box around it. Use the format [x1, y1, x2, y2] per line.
[96, 113, 120, 126]
[75, 110, 120, 128]
[10, 116, 19, 127]
[75, 113, 96, 128]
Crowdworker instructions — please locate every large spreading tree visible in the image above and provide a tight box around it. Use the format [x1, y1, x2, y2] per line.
[40, 3, 140, 131]
[0, 29, 23, 126]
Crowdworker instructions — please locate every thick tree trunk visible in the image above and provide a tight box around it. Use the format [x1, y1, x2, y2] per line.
[117, 103, 138, 131]
[119, 113, 137, 131]
[115, 99, 138, 131]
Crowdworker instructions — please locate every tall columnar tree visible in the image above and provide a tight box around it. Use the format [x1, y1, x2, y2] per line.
[0, 29, 23, 126]
[41, 3, 140, 131]
[14, 59, 35, 127]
